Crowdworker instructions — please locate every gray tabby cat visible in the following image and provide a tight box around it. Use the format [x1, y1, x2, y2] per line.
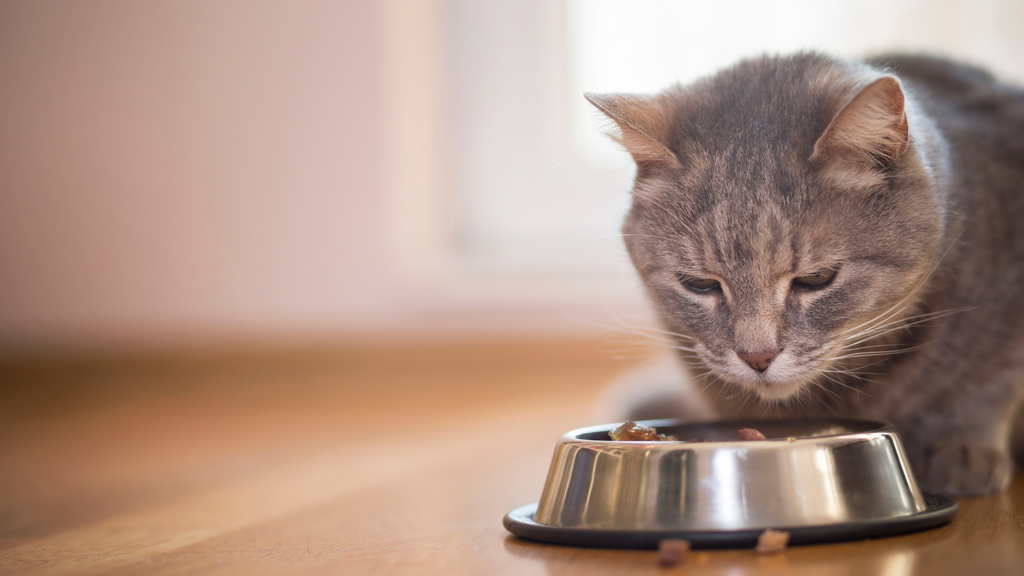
[587, 53, 1024, 495]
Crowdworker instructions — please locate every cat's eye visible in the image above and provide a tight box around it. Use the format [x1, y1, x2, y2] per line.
[793, 268, 837, 289]
[679, 275, 721, 293]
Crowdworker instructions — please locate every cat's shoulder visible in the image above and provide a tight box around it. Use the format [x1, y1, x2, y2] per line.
[867, 55, 995, 88]
[865, 53, 1023, 106]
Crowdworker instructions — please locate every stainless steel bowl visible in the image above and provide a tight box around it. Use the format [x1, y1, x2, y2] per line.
[505, 419, 958, 548]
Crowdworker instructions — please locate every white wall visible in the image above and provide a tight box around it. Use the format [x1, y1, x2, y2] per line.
[0, 1, 396, 351]
[0, 0, 653, 353]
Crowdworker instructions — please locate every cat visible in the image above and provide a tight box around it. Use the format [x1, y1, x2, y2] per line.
[586, 52, 1024, 496]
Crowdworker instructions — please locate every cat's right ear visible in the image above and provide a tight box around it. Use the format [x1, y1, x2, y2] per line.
[584, 92, 682, 170]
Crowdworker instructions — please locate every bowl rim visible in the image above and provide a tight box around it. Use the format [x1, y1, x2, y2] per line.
[563, 417, 895, 447]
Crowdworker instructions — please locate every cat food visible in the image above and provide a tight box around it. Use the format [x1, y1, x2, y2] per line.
[755, 529, 791, 554]
[657, 539, 691, 566]
[609, 423, 772, 442]
[738, 428, 768, 441]
[608, 421, 677, 441]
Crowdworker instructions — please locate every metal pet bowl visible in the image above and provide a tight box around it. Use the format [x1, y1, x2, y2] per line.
[504, 419, 958, 548]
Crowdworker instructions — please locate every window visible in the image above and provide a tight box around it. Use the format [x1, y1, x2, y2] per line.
[382, 0, 1024, 325]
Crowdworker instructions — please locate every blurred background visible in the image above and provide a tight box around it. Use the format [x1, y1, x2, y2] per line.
[2, 0, 1023, 356]
[3, 2, 1024, 572]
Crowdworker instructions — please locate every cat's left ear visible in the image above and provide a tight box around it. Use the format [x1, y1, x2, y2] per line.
[585, 92, 682, 170]
[811, 76, 909, 168]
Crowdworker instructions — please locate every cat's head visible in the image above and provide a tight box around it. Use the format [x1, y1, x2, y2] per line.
[588, 53, 944, 401]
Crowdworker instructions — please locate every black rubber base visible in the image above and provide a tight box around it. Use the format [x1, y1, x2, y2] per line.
[503, 493, 957, 549]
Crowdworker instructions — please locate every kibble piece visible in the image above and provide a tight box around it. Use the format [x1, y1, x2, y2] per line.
[738, 428, 768, 441]
[609, 421, 678, 441]
[657, 538, 691, 566]
[755, 528, 791, 554]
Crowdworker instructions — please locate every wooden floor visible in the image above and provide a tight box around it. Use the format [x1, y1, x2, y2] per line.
[0, 339, 1022, 575]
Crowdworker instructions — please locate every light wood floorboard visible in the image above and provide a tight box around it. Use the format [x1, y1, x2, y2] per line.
[0, 339, 1020, 575]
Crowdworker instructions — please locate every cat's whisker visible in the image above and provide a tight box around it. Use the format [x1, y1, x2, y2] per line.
[815, 364, 867, 378]
[624, 324, 696, 341]
[807, 379, 843, 414]
[840, 308, 932, 342]
[836, 341, 924, 352]
[835, 301, 915, 344]
[838, 357, 893, 374]
[713, 380, 732, 405]
[823, 351, 910, 392]
[841, 306, 976, 344]
[803, 352, 878, 396]
[831, 343, 933, 360]
[880, 305, 977, 326]
[814, 375, 845, 398]
[836, 222, 970, 343]
[797, 386, 816, 413]
[835, 338, 937, 358]
[578, 316, 703, 359]
[813, 369, 862, 392]
[736, 386, 756, 412]
[832, 260, 969, 377]
[817, 367, 882, 379]
[696, 372, 724, 396]
[564, 306, 698, 346]
[843, 315, 961, 352]
[693, 369, 716, 380]
[620, 326, 695, 346]
[666, 345, 698, 354]
[836, 303, 918, 344]
[844, 309, 972, 349]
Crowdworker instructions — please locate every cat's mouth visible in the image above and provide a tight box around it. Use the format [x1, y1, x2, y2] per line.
[691, 341, 847, 402]
[710, 349, 825, 401]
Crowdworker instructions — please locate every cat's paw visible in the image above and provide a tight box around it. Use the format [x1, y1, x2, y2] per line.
[915, 442, 1013, 496]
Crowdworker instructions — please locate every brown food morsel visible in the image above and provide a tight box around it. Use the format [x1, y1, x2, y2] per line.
[657, 538, 691, 566]
[609, 421, 678, 441]
[756, 528, 791, 554]
[738, 427, 768, 441]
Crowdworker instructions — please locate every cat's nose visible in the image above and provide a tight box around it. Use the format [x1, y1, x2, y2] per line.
[737, 351, 778, 373]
